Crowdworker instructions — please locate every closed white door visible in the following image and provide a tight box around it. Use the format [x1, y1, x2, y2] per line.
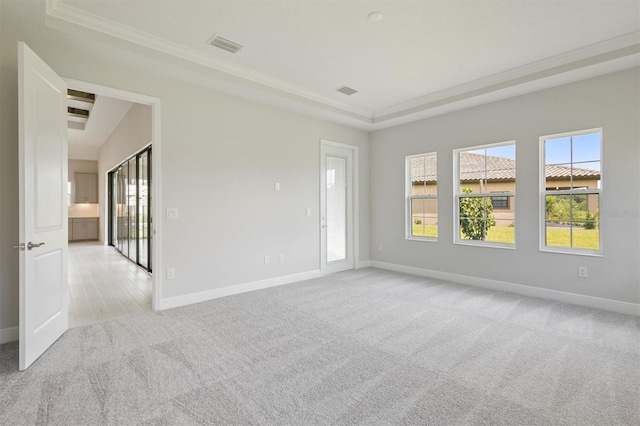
[18, 42, 68, 370]
[321, 142, 354, 274]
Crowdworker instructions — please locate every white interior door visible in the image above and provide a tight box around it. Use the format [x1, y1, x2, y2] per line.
[321, 142, 354, 274]
[18, 42, 68, 370]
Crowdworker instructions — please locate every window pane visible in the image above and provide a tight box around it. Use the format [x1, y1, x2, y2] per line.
[459, 151, 486, 191]
[572, 132, 601, 163]
[545, 222, 571, 247]
[411, 198, 437, 238]
[128, 158, 137, 263]
[545, 194, 599, 250]
[486, 218, 515, 244]
[326, 156, 346, 262]
[572, 161, 600, 190]
[545, 136, 571, 164]
[545, 163, 573, 190]
[459, 196, 490, 241]
[138, 152, 149, 269]
[546, 194, 571, 223]
[410, 155, 437, 195]
[571, 223, 599, 250]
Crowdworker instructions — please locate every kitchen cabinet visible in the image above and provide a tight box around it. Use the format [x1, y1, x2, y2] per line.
[74, 173, 97, 203]
[69, 218, 99, 241]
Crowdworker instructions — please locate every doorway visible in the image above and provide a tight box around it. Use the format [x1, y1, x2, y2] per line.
[320, 140, 358, 274]
[65, 78, 162, 311]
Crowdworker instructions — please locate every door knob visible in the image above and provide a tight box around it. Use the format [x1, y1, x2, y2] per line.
[27, 241, 45, 250]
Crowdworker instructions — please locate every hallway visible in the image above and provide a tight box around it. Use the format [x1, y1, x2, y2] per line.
[68, 242, 152, 328]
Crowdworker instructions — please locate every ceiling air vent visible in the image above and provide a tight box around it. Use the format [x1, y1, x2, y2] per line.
[337, 86, 358, 96]
[209, 35, 243, 54]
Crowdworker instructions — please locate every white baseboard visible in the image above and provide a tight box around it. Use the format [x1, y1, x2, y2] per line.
[371, 261, 640, 316]
[159, 269, 322, 310]
[357, 260, 371, 268]
[0, 326, 18, 344]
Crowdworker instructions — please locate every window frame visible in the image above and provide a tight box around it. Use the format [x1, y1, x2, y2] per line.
[405, 152, 438, 242]
[453, 140, 516, 249]
[539, 128, 603, 256]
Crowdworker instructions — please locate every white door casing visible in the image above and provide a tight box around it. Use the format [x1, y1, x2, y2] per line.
[18, 42, 69, 370]
[320, 141, 356, 274]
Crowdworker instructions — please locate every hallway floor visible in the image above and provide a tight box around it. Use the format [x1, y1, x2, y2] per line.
[68, 242, 152, 328]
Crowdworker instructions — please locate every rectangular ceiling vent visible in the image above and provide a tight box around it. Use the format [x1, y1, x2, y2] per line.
[209, 35, 243, 54]
[337, 86, 358, 96]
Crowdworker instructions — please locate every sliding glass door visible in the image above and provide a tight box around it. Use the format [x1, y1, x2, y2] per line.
[108, 146, 152, 272]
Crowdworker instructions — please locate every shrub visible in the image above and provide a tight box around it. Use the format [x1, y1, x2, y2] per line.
[459, 188, 496, 240]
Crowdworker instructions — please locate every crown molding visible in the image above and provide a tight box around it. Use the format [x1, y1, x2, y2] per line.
[46, 0, 372, 121]
[46, 0, 639, 131]
[373, 32, 640, 122]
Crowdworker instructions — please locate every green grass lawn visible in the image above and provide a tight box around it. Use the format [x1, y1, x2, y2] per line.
[411, 224, 438, 238]
[412, 224, 599, 249]
[545, 227, 599, 250]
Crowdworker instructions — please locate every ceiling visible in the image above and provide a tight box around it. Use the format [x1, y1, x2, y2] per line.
[68, 93, 133, 160]
[47, 0, 640, 130]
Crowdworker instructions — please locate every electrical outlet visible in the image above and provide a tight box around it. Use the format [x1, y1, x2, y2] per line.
[274, 182, 280, 191]
[264, 255, 270, 265]
[279, 254, 284, 263]
[306, 208, 311, 216]
[578, 266, 588, 278]
[166, 268, 175, 280]
[378, 243, 383, 251]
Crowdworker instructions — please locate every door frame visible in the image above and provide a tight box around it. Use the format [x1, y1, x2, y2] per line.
[64, 78, 162, 310]
[320, 139, 359, 275]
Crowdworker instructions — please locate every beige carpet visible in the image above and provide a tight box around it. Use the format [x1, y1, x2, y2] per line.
[1, 268, 638, 425]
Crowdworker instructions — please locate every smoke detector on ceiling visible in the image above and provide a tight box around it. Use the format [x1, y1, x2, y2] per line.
[208, 34, 243, 54]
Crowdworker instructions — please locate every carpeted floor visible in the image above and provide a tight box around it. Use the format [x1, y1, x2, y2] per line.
[1, 268, 638, 425]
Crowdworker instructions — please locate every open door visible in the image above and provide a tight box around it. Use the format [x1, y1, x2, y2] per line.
[17, 42, 68, 370]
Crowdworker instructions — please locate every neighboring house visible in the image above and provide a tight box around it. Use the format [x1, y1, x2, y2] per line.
[410, 152, 601, 223]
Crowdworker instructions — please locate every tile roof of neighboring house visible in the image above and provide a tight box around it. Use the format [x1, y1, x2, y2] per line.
[411, 152, 600, 183]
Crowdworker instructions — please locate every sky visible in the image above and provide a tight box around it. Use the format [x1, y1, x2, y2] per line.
[468, 131, 601, 172]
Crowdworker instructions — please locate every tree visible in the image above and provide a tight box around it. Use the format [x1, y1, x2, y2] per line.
[459, 188, 496, 240]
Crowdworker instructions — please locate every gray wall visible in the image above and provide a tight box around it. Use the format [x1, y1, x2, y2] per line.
[97, 103, 152, 243]
[0, 0, 370, 332]
[370, 68, 640, 304]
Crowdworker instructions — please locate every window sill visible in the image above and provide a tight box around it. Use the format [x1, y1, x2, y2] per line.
[454, 240, 516, 250]
[406, 236, 438, 243]
[539, 247, 603, 257]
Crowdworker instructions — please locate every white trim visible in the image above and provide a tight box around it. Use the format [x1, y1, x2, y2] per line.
[357, 260, 371, 269]
[159, 269, 321, 310]
[64, 78, 163, 311]
[370, 261, 639, 316]
[320, 140, 359, 275]
[0, 327, 19, 344]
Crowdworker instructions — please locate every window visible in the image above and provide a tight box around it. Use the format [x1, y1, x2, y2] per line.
[491, 194, 510, 209]
[540, 129, 601, 254]
[406, 153, 437, 240]
[454, 142, 516, 247]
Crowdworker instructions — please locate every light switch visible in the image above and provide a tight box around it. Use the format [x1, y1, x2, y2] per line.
[275, 182, 280, 191]
[166, 208, 178, 219]
[306, 208, 311, 216]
